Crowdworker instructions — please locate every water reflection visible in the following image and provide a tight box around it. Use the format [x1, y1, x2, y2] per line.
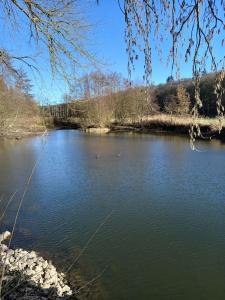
[1, 131, 225, 299]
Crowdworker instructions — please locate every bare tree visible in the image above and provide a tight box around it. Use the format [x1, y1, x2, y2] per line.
[0, 0, 95, 81]
[15, 69, 33, 95]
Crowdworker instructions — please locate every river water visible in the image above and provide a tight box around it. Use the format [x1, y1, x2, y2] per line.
[1, 130, 225, 299]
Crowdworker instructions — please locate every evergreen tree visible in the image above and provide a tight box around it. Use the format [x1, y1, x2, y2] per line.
[176, 85, 190, 115]
[166, 76, 174, 83]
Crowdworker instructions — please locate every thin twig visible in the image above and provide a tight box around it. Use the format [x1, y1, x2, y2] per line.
[65, 210, 114, 274]
[0, 191, 17, 224]
[72, 266, 108, 298]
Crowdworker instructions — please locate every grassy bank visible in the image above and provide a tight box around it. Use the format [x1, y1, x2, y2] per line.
[108, 114, 225, 140]
[51, 113, 225, 136]
[125, 114, 225, 131]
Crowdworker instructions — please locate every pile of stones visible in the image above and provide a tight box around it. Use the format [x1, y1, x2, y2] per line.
[0, 231, 73, 299]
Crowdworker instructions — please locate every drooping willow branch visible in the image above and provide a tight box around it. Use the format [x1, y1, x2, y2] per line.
[122, 0, 225, 148]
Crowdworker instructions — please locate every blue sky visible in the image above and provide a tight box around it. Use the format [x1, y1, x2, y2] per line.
[85, 0, 178, 83]
[1, 0, 224, 103]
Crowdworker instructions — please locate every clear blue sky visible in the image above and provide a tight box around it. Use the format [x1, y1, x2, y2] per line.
[1, 0, 224, 103]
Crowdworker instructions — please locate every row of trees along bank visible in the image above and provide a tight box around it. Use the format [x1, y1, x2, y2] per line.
[59, 71, 225, 128]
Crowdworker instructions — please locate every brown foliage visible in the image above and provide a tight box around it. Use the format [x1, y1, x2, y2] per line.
[65, 71, 159, 127]
[0, 74, 43, 137]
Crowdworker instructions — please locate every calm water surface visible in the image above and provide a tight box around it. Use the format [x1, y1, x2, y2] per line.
[1, 130, 225, 299]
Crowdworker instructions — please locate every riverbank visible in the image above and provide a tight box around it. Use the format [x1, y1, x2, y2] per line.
[52, 114, 225, 141]
[108, 114, 225, 141]
[0, 232, 74, 299]
[0, 116, 46, 140]
[2, 114, 225, 142]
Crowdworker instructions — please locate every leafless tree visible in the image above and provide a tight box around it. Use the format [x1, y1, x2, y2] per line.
[0, 0, 95, 81]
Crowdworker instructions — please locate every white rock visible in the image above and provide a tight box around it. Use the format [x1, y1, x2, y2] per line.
[7, 249, 14, 256]
[9, 256, 15, 263]
[0, 231, 11, 243]
[1, 244, 8, 252]
[42, 283, 51, 289]
[0, 231, 74, 298]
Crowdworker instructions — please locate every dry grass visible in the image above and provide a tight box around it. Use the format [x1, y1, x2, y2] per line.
[2, 116, 46, 138]
[125, 114, 225, 130]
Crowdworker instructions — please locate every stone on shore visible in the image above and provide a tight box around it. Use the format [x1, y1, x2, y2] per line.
[0, 231, 73, 299]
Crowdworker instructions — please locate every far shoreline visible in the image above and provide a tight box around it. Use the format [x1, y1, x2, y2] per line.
[1, 114, 225, 143]
[77, 114, 225, 143]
